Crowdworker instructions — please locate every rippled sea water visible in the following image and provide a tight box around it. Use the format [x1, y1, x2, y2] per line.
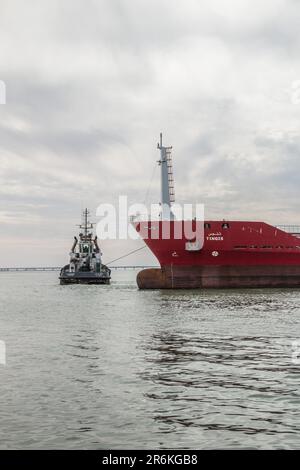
[0, 270, 299, 449]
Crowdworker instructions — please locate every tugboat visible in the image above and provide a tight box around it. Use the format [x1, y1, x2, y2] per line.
[59, 209, 111, 285]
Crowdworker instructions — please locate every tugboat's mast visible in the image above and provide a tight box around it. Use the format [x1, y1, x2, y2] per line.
[84, 208, 88, 237]
[157, 133, 175, 220]
[78, 208, 93, 240]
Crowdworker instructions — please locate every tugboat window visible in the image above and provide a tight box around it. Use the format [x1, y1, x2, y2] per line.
[204, 223, 211, 229]
[222, 223, 229, 229]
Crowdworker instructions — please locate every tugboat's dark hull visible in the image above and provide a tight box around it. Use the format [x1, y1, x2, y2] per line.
[60, 276, 110, 285]
[59, 266, 111, 285]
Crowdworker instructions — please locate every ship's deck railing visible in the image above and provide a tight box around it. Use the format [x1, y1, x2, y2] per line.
[276, 225, 300, 235]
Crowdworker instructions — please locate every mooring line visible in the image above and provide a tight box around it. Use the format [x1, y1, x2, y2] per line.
[106, 246, 146, 266]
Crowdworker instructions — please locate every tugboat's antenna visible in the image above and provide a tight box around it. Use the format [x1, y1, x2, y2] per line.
[84, 208, 88, 237]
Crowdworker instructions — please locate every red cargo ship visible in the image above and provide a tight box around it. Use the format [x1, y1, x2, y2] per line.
[134, 135, 300, 289]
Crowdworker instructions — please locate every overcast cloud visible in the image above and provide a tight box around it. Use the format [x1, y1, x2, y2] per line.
[1, 0, 300, 266]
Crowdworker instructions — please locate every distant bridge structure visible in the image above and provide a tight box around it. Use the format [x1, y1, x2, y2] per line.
[0, 266, 157, 272]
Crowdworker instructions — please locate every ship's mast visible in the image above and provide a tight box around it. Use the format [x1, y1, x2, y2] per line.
[157, 133, 175, 220]
[84, 208, 88, 237]
[78, 208, 94, 240]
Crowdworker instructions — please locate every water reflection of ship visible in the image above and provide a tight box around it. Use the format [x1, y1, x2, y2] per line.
[60, 209, 111, 285]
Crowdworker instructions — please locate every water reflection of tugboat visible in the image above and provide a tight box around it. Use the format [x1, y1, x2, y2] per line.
[59, 209, 111, 285]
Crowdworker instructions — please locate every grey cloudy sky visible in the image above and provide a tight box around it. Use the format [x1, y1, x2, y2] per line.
[1, 0, 300, 266]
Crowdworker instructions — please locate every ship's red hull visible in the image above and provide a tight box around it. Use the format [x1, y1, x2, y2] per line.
[137, 265, 300, 289]
[134, 220, 300, 289]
